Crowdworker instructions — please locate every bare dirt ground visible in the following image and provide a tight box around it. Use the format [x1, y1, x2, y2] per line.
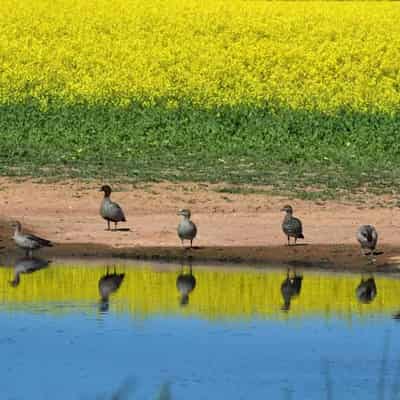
[0, 178, 400, 271]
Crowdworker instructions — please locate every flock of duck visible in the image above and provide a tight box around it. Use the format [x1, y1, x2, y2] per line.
[5, 184, 384, 313]
[10, 184, 380, 257]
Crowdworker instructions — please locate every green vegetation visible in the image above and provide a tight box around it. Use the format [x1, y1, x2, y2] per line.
[1, 1, 400, 198]
[1, 102, 400, 197]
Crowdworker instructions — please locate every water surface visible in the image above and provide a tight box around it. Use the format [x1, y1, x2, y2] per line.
[0, 259, 399, 399]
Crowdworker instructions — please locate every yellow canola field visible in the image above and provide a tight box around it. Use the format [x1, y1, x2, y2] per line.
[0, 1, 399, 111]
[0, 264, 399, 320]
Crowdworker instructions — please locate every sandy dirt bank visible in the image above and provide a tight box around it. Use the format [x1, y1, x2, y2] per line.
[0, 178, 399, 272]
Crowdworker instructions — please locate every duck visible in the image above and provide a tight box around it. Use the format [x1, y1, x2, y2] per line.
[12, 221, 53, 257]
[357, 225, 378, 256]
[10, 256, 51, 287]
[98, 267, 125, 312]
[176, 262, 196, 306]
[280, 269, 303, 311]
[281, 205, 304, 246]
[177, 209, 197, 248]
[356, 276, 377, 304]
[99, 185, 126, 231]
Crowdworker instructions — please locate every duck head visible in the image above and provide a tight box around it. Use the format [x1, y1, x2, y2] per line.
[11, 221, 22, 232]
[177, 209, 191, 219]
[280, 205, 293, 214]
[99, 185, 112, 197]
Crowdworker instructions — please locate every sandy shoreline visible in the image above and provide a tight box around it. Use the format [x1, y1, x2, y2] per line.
[0, 178, 399, 272]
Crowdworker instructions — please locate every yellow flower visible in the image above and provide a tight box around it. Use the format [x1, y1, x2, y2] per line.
[0, 0, 398, 112]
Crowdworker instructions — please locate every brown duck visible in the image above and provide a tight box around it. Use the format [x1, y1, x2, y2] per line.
[99, 185, 127, 231]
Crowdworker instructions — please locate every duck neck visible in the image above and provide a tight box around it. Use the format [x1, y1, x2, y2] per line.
[284, 212, 293, 221]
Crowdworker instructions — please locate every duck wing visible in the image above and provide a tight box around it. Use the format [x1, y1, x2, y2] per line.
[99, 273, 125, 295]
[109, 201, 126, 222]
[362, 226, 374, 242]
[178, 220, 197, 240]
[25, 234, 53, 247]
[368, 226, 378, 244]
[283, 216, 303, 235]
[293, 217, 303, 232]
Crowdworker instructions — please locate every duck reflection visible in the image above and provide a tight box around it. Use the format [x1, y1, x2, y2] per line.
[10, 256, 51, 287]
[280, 269, 303, 312]
[98, 267, 125, 312]
[176, 260, 196, 306]
[355, 275, 377, 304]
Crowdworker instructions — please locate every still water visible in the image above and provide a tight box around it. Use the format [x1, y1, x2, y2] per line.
[0, 258, 399, 400]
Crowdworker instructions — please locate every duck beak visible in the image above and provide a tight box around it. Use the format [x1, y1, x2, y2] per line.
[280, 208, 285, 212]
[99, 188, 103, 192]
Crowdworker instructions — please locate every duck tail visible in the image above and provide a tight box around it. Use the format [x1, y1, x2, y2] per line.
[298, 233, 304, 239]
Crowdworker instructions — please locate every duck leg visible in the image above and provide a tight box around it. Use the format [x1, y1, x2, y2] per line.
[287, 236, 290, 246]
[369, 253, 376, 264]
[106, 220, 111, 231]
[190, 239, 193, 249]
[114, 221, 118, 231]
[361, 247, 371, 256]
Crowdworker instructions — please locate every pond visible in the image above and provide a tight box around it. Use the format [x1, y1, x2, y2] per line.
[0, 257, 399, 400]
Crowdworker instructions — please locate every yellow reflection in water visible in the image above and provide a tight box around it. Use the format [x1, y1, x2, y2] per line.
[0, 263, 398, 320]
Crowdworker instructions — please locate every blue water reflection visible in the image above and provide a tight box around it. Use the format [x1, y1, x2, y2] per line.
[1, 307, 399, 399]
